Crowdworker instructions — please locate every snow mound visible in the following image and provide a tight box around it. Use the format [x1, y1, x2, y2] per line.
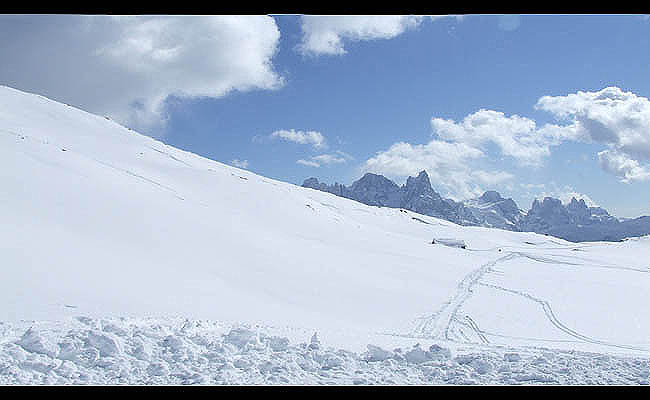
[2, 317, 650, 385]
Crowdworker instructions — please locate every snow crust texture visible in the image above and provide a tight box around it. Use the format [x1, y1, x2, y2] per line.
[2, 317, 650, 385]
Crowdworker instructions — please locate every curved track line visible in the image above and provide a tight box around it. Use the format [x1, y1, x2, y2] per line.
[411, 253, 520, 339]
[464, 315, 490, 344]
[478, 282, 649, 352]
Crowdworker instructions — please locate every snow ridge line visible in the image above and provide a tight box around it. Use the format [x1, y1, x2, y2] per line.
[477, 282, 649, 353]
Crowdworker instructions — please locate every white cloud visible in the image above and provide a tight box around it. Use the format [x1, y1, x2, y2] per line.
[537, 87, 650, 159]
[270, 129, 327, 149]
[521, 183, 546, 190]
[0, 15, 283, 133]
[362, 140, 498, 199]
[431, 109, 581, 166]
[471, 170, 515, 186]
[298, 15, 423, 56]
[297, 151, 353, 167]
[598, 150, 650, 183]
[361, 86, 650, 203]
[536, 86, 650, 182]
[312, 153, 349, 164]
[297, 159, 320, 167]
[231, 159, 249, 169]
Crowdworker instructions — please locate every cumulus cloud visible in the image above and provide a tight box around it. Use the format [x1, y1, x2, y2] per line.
[270, 129, 327, 149]
[362, 87, 650, 200]
[536, 86, 650, 182]
[297, 151, 353, 167]
[358, 86, 650, 202]
[537, 87, 650, 159]
[231, 159, 249, 169]
[298, 15, 424, 56]
[471, 170, 515, 186]
[598, 150, 650, 183]
[0, 15, 283, 133]
[521, 183, 546, 190]
[431, 109, 582, 166]
[297, 159, 321, 167]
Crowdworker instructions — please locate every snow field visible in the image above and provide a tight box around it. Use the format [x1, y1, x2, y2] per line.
[3, 85, 650, 384]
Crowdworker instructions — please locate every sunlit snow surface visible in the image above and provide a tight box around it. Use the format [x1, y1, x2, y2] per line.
[2, 85, 650, 384]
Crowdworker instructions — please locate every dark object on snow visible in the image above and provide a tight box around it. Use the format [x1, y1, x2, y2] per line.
[432, 238, 466, 249]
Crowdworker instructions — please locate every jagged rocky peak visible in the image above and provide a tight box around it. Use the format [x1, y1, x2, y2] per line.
[300, 170, 650, 242]
[348, 172, 401, 207]
[405, 170, 431, 187]
[302, 177, 350, 197]
[568, 197, 587, 209]
[352, 172, 399, 189]
[526, 197, 571, 224]
[403, 170, 436, 195]
[401, 171, 442, 201]
[531, 197, 564, 212]
[479, 190, 504, 203]
[302, 177, 321, 188]
[566, 197, 590, 219]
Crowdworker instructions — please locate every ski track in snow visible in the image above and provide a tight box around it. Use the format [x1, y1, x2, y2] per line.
[463, 316, 490, 345]
[511, 251, 650, 274]
[477, 282, 649, 353]
[411, 253, 520, 340]
[409, 247, 650, 355]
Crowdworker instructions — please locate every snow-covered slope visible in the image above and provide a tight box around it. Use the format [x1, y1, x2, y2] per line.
[3, 85, 650, 384]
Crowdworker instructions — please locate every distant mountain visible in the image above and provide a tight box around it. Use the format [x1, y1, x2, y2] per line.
[303, 171, 650, 242]
[304, 171, 520, 231]
[464, 190, 525, 231]
[520, 197, 650, 242]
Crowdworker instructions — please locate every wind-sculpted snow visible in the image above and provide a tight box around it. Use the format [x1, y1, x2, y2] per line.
[2, 317, 650, 385]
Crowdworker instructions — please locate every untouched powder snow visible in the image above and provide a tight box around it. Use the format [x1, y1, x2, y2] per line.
[2, 85, 650, 384]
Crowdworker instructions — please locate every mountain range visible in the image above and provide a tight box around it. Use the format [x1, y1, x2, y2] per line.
[303, 171, 650, 242]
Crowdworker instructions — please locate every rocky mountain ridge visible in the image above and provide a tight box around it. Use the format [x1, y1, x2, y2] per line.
[303, 171, 650, 242]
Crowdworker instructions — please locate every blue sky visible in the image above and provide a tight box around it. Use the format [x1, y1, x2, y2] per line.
[2, 15, 650, 217]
